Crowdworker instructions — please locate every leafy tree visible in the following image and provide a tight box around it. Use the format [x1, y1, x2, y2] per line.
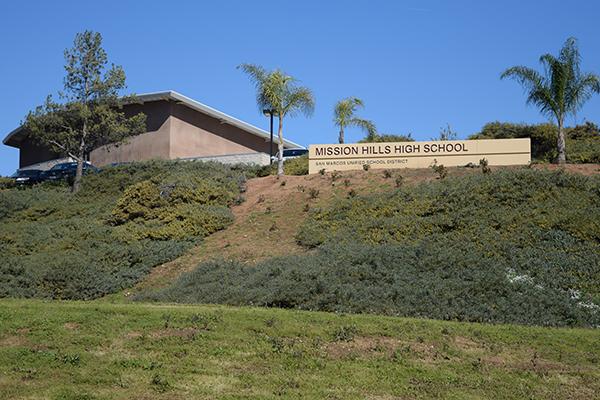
[333, 97, 376, 144]
[25, 31, 146, 192]
[433, 123, 458, 141]
[359, 133, 414, 143]
[238, 64, 314, 176]
[501, 37, 600, 164]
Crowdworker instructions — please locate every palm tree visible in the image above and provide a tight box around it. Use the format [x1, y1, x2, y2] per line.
[238, 64, 315, 176]
[333, 97, 376, 144]
[501, 37, 600, 164]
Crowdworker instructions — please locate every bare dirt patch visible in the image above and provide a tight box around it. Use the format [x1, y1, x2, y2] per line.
[63, 322, 80, 331]
[0, 335, 28, 347]
[453, 335, 484, 352]
[125, 331, 143, 340]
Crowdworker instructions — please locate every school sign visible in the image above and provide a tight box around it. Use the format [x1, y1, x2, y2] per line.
[308, 138, 531, 174]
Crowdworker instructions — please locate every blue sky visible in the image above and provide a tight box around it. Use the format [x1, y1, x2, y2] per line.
[1, 0, 600, 175]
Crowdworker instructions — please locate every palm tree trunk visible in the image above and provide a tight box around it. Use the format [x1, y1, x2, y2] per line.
[277, 116, 284, 176]
[338, 127, 344, 144]
[557, 118, 566, 165]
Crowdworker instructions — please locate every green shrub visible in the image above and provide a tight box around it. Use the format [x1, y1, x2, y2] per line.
[140, 240, 600, 327]
[297, 169, 600, 248]
[109, 172, 237, 240]
[430, 160, 447, 179]
[359, 133, 414, 143]
[0, 177, 16, 189]
[254, 156, 309, 176]
[284, 155, 309, 175]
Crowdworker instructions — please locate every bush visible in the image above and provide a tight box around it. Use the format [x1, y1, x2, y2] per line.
[255, 156, 309, 176]
[0, 160, 249, 299]
[284, 155, 309, 175]
[359, 133, 414, 143]
[0, 177, 16, 190]
[143, 169, 600, 327]
[470, 121, 600, 163]
[109, 173, 237, 240]
[141, 240, 600, 327]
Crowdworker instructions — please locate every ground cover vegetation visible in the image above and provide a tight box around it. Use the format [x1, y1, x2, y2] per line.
[256, 155, 309, 176]
[0, 160, 252, 300]
[1, 299, 599, 399]
[144, 168, 600, 328]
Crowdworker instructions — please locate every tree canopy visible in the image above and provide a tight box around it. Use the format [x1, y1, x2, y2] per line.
[25, 31, 146, 192]
[333, 97, 376, 144]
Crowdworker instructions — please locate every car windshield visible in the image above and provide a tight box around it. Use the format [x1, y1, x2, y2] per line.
[53, 162, 94, 169]
[50, 164, 72, 170]
[12, 170, 41, 177]
[283, 149, 307, 157]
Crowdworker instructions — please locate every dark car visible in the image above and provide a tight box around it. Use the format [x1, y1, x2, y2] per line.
[272, 148, 309, 162]
[43, 162, 100, 181]
[11, 169, 46, 185]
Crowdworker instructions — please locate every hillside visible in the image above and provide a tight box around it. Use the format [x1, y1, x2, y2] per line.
[3, 161, 600, 328]
[134, 163, 598, 292]
[0, 161, 249, 299]
[1, 299, 599, 399]
[134, 164, 600, 328]
[2, 162, 600, 399]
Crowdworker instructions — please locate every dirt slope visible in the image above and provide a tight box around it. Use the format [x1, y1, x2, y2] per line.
[132, 164, 600, 292]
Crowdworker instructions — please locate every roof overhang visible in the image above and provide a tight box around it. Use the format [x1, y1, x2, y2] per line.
[3, 126, 24, 148]
[3, 90, 304, 150]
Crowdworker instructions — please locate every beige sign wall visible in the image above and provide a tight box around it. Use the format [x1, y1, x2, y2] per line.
[308, 138, 531, 174]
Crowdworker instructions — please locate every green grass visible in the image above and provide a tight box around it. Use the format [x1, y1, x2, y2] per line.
[0, 299, 599, 399]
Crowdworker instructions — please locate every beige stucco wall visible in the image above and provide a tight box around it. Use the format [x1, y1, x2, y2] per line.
[90, 100, 173, 167]
[89, 100, 276, 167]
[90, 118, 171, 166]
[169, 103, 273, 159]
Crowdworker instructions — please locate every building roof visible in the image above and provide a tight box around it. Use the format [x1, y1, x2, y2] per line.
[3, 90, 304, 149]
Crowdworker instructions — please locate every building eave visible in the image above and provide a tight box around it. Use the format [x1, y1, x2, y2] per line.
[3, 126, 24, 148]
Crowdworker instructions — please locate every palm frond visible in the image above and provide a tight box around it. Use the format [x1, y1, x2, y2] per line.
[348, 118, 376, 135]
[334, 97, 367, 129]
[567, 72, 600, 114]
[501, 65, 558, 118]
[284, 86, 315, 117]
[237, 64, 267, 85]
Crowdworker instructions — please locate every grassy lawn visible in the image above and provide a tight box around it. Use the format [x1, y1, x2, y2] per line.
[0, 299, 598, 399]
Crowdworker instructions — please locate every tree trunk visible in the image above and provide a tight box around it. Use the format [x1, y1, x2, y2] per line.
[557, 118, 566, 165]
[338, 127, 344, 144]
[72, 121, 86, 193]
[277, 115, 284, 176]
[72, 141, 85, 193]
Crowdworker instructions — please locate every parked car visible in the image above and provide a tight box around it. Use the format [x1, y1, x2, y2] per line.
[272, 148, 308, 162]
[11, 169, 46, 185]
[43, 162, 100, 182]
